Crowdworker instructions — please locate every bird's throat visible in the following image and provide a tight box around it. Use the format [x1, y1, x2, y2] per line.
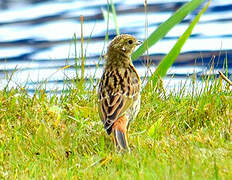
[106, 50, 131, 68]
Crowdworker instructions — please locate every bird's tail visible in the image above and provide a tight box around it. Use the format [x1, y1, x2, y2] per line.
[112, 116, 129, 151]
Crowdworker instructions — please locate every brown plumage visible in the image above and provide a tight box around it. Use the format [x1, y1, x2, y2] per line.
[98, 34, 142, 151]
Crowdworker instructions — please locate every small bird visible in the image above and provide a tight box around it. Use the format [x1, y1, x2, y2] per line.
[98, 34, 142, 151]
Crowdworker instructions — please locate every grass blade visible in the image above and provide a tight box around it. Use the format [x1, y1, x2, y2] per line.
[132, 0, 205, 60]
[110, 0, 120, 35]
[145, 0, 211, 89]
[73, 33, 79, 81]
[80, 15, 84, 81]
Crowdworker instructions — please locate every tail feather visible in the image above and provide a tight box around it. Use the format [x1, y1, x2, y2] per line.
[112, 115, 129, 151]
[113, 129, 128, 150]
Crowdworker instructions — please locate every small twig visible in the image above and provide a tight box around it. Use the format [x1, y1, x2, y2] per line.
[130, 130, 146, 136]
[219, 71, 232, 86]
[86, 154, 112, 169]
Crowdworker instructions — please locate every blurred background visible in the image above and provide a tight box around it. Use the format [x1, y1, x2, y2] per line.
[0, 0, 231, 93]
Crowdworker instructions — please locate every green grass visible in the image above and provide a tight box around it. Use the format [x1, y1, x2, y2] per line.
[148, 0, 210, 87]
[0, 0, 230, 179]
[0, 76, 231, 179]
[132, 0, 206, 61]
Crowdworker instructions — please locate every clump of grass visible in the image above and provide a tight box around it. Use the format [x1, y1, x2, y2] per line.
[0, 74, 231, 179]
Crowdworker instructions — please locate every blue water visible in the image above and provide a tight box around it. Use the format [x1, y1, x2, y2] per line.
[0, 0, 231, 93]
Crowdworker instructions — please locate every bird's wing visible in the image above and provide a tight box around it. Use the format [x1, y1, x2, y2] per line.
[98, 93, 133, 130]
[98, 66, 140, 133]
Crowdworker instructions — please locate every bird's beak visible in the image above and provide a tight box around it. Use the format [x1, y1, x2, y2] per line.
[135, 40, 143, 46]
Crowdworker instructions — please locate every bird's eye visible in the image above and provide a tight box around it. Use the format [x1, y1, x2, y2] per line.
[128, 40, 133, 44]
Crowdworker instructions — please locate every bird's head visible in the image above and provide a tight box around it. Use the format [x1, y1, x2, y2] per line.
[108, 34, 142, 56]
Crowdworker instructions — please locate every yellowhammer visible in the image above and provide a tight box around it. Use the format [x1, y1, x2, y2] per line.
[98, 34, 142, 151]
